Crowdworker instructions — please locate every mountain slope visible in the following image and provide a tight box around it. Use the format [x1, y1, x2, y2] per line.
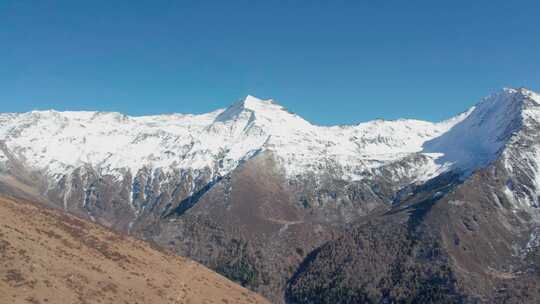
[286, 88, 540, 303]
[0, 195, 270, 304]
[286, 161, 540, 303]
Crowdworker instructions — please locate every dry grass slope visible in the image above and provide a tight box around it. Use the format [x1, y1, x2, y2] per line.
[0, 195, 270, 304]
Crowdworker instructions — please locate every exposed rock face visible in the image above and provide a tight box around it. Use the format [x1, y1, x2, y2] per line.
[0, 88, 539, 302]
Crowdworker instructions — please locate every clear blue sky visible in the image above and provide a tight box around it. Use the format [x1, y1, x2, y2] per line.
[1, 1, 539, 125]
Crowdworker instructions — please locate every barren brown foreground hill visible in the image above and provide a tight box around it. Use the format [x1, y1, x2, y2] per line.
[0, 195, 270, 304]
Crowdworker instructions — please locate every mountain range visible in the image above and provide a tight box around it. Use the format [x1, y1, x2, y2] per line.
[1, 88, 539, 303]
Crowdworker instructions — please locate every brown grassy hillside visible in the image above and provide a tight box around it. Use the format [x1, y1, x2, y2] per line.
[0, 195, 270, 304]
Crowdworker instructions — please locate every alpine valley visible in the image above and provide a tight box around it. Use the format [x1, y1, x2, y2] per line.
[1, 88, 539, 303]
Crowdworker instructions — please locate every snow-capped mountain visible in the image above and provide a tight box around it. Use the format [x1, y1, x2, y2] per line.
[1, 88, 540, 303]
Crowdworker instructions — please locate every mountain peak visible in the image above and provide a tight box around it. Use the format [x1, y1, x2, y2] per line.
[243, 94, 267, 105]
[424, 87, 540, 173]
[499, 87, 539, 102]
[476, 87, 540, 120]
[241, 95, 278, 111]
[214, 95, 286, 122]
[502, 86, 535, 95]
